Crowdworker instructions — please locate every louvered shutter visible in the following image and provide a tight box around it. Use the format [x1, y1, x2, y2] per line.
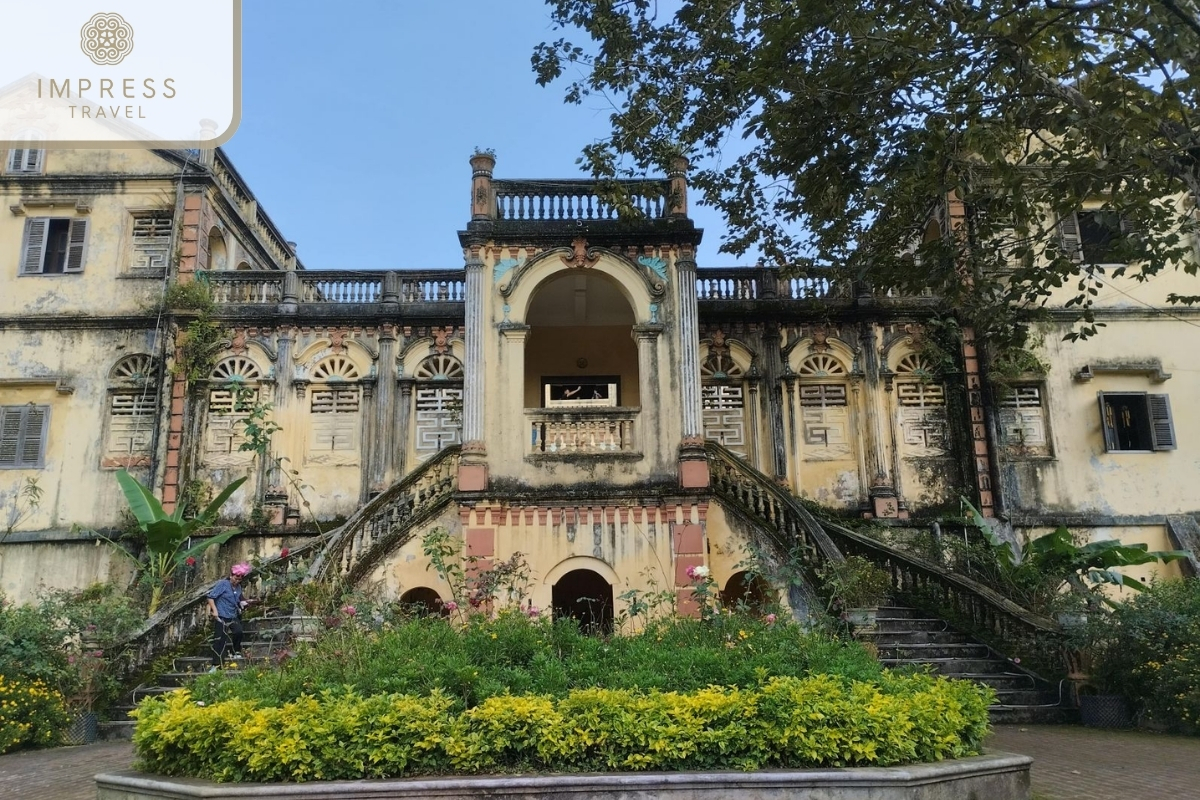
[21, 406, 47, 466]
[1059, 213, 1082, 261]
[1148, 394, 1176, 451]
[1098, 393, 1117, 452]
[0, 408, 21, 466]
[22, 149, 42, 172]
[65, 219, 88, 272]
[7, 149, 24, 172]
[20, 218, 48, 274]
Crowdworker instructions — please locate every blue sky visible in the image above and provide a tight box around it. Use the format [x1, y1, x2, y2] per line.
[223, 0, 736, 271]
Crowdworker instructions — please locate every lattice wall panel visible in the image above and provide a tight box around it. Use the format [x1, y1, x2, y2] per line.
[899, 407, 948, 456]
[415, 387, 462, 458]
[702, 385, 746, 457]
[107, 393, 156, 456]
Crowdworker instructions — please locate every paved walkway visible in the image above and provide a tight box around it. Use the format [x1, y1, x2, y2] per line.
[1, 726, 1197, 799]
[988, 724, 1200, 799]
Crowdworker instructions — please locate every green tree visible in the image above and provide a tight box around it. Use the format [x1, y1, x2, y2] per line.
[534, 0, 1200, 340]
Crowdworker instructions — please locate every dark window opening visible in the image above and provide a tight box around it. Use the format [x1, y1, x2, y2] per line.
[397, 587, 447, 618]
[719, 571, 773, 616]
[1099, 392, 1175, 452]
[42, 219, 71, 274]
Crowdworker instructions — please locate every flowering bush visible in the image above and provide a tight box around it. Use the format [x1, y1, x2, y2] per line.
[0, 675, 69, 753]
[133, 673, 991, 781]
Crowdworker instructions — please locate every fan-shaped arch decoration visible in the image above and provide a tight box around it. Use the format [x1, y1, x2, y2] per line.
[894, 353, 936, 379]
[109, 354, 159, 384]
[797, 353, 847, 377]
[700, 351, 744, 380]
[414, 354, 464, 382]
[211, 356, 263, 383]
[311, 355, 360, 382]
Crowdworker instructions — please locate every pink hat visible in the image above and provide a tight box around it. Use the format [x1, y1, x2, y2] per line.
[230, 563, 251, 577]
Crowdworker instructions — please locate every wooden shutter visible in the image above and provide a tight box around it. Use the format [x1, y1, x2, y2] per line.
[21, 406, 47, 466]
[20, 218, 48, 274]
[65, 219, 88, 272]
[7, 149, 23, 172]
[1059, 213, 1082, 261]
[0, 408, 21, 466]
[1148, 394, 1176, 451]
[6, 149, 42, 173]
[1098, 393, 1117, 452]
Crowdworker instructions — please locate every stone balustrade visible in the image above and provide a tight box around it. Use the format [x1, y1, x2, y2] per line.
[527, 408, 639, 455]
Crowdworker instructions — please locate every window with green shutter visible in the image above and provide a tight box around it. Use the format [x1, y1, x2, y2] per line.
[0, 405, 50, 469]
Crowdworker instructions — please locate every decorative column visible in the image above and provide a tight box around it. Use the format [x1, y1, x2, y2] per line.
[676, 247, 708, 487]
[761, 322, 788, 482]
[633, 324, 664, 457]
[371, 324, 398, 491]
[459, 245, 488, 491]
[395, 380, 413, 479]
[861, 322, 901, 519]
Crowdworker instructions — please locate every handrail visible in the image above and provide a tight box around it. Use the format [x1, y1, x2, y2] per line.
[820, 519, 1063, 639]
[704, 440, 1062, 656]
[705, 441, 844, 571]
[109, 535, 327, 684]
[493, 178, 670, 221]
[308, 445, 461, 585]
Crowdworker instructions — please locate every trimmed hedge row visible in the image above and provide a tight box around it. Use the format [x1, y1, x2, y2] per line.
[132, 673, 992, 782]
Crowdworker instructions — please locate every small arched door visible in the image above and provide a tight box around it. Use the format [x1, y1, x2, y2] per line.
[552, 569, 614, 634]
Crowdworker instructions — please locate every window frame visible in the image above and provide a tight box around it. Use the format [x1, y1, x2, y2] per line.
[1097, 391, 1175, 453]
[5, 148, 44, 174]
[1059, 210, 1136, 265]
[19, 217, 89, 275]
[0, 405, 51, 469]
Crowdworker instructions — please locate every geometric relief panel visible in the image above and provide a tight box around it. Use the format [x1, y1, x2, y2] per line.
[999, 385, 1048, 453]
[899, 407, 948, 457]
[799, 383, 851, 461]
[702, 384, 746, 457]
[415, 386, 462, 458]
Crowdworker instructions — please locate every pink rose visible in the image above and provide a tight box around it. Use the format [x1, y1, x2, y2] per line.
[765, 613, 777, 624]
[526, 606, 541, 618]
[341, 604, 357, 617]
[280, 548, 289, 559]
[444, 601, 458, 612]
[185, 556, 196, 566]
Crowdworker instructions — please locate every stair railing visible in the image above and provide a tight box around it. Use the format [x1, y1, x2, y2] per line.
[704, 441, 1062, 656]
[307, 445, 461, 585]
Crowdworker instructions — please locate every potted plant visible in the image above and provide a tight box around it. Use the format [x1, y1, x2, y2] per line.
[817, 556, 893, 628]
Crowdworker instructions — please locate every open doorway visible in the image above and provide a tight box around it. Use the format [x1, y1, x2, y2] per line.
[551, 569, 614, 634]
[719, 571, 774, 616]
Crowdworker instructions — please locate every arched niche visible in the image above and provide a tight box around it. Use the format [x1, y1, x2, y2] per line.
[501, 248, 657, 325]
[521, 268, 640, 408]
[207, 227, 228, 271]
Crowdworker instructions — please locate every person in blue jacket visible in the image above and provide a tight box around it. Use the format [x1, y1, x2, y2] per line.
[207, 562, 250, 666]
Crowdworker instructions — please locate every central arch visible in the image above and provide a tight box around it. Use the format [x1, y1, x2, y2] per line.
[552, 569, 614, 634]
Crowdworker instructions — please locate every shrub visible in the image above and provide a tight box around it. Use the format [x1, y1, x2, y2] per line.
[816, 556, 893, 608]
[0, 675, 69, 754]
[133, 675, 992, 781]
[190, 612, 883, 708]
[1089, 579, 1200, 733]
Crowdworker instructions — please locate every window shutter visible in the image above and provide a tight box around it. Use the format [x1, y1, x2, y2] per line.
[65, 219, 88, 272]
[1097, 393, 1116, 452]
[1148, 394, 1176, 451]
[1059, 213, 1082, 261]
[0, 408, 21, 466]
[20, 218, 48, 274]
[20, 406, 47, 466]
[23, 149, 42, 172]
[7, 149, 24, 172]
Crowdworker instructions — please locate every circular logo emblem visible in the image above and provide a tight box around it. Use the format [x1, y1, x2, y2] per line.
[80, 12, 134, 66]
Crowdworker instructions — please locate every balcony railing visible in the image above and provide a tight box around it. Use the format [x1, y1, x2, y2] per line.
[695, 268, 854, 301]
[202, 270, 466, 308]
[494, 179, 670, 221]
[527, 408, 640, 455]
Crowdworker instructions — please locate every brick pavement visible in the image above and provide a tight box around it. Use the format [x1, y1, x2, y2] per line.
[989, 724, 1200, 799]
[1, 726, 1197, 799]
[0, 741, 132, 800]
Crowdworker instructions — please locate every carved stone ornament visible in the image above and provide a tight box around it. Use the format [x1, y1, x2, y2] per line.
[561, 237, 599, 269]
[810, 324, 829, 353]
[229, 328, 247, 355]
[432, 327, 451, 354]
[329, 328, 349, 354]
[710, 329, 728, 354]
[904, 323, 926, 348]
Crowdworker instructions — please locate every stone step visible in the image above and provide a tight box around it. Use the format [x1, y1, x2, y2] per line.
[992, 689, 1061, 706]
[945, 672, 1041, 692]
[857, 629, 971, 646]
[872, 617, 952, 633]
[873, 606, 921, 620]
[877, 643, 991, 660]
[98, 720, 136, 741]
[988, 704, 1077, 725]
[881, 657, 1013, 675]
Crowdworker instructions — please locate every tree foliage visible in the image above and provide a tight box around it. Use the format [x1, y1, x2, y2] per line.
[534, 0, 1200, 339]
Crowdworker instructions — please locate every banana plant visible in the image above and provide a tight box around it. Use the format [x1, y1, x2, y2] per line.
[102, 470, 246, 615]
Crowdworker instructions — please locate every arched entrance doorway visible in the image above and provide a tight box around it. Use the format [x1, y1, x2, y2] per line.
[719, 571, 773, 616]
[397, 587, 447, 618]
[552, 569, 614, 634]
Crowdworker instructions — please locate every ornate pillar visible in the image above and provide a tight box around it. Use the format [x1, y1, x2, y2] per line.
[761, 323, 788, 482]
[371, 324, 398, 491]
[395, 380, 413, 479]
[675, 249, 708, 487]
[459, 245, 488, 491]
[633, 324, 664, 457]
[861, 322, 900, 519]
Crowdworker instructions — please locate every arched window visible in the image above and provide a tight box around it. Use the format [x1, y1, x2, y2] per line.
[104, 354, 159, 467]
[700, 340, 748, 458]
[309, 356, 361, 454]
[413, 354, 463, 458]
[205, 356, 263, 464]
[796, 354, 851, 460]
[894, 353, 947, 456]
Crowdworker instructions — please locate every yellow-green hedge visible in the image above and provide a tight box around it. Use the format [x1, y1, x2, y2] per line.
[132, 673, 992, 782]
[0, 675, 70, 754]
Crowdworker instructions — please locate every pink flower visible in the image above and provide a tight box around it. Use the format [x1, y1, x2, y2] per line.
[92, 650, 104, 658]
[444, 601, 458, 612]
[280, 548, 289, 559]
[230, 563, 251, 577]
[526, 605, 541, 619]
[765, 613, 777, 625]
[340, 604, 357, 617]
[1013, 657, 1021, 665]
[185, 556, 196, 567]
